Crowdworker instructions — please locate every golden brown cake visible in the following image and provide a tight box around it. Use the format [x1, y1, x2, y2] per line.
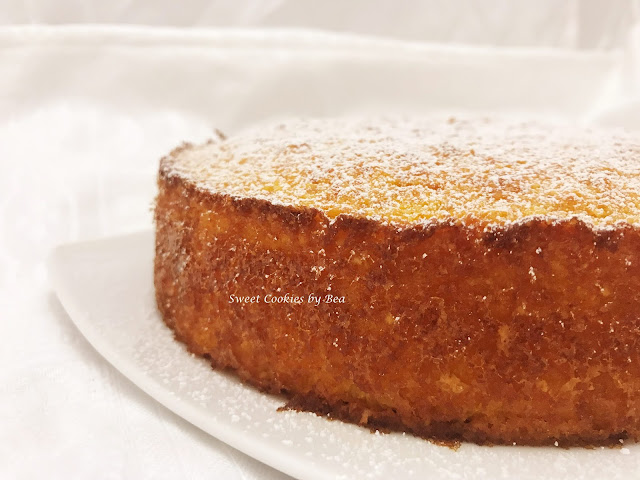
[154, 116, 640, 446]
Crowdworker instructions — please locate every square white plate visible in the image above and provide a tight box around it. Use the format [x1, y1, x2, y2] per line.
[48, 231, 640, 480]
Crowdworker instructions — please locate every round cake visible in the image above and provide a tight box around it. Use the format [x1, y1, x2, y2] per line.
[154, 116, 640, 446]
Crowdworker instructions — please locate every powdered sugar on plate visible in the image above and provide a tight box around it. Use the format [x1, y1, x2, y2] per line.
[49, 231, 640, 480]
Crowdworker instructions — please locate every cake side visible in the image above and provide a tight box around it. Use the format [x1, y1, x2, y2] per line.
[155, 169, 640, 446]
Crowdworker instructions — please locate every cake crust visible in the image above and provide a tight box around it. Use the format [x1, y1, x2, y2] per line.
[154, 117, 640, 446]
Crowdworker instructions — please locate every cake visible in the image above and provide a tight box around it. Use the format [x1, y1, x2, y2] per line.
[154, 116, 640, 446]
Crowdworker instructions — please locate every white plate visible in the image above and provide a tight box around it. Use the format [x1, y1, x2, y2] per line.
[48, 231, 640, 480]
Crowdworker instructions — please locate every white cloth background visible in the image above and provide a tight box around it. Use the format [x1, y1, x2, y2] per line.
[2, 0, 640, 49]
[2, 2, 640, 479]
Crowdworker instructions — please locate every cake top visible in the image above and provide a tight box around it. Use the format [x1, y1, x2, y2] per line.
[161, 116, 640, 229]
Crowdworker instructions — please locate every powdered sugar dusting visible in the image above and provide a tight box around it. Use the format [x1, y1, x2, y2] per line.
[162, 116, 640, 228]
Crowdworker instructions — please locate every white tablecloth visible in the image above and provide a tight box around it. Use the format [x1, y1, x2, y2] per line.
[1, 24, 639, 479]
